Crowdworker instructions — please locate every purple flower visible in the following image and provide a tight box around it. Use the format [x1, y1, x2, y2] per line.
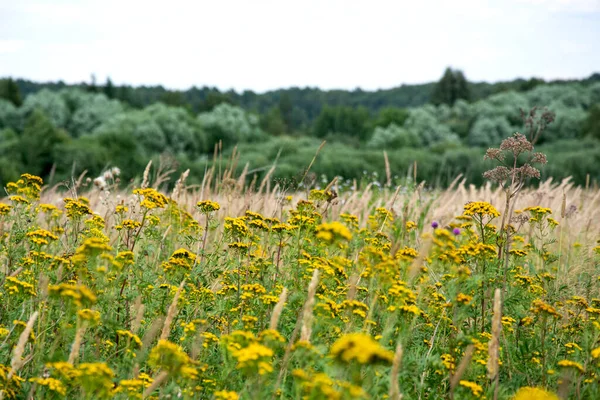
[452, 228, 461, 236]
[431, 221, 439, 229]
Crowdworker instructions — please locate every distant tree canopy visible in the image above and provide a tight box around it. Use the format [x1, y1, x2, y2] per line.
[1, 70, 599, 188]
[0, 78, 23, 107]
[431, 67, 471, 106]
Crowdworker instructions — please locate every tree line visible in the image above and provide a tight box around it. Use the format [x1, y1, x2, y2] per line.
[1, 69, 599, 189]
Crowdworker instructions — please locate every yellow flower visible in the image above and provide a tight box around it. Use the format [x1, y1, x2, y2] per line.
[197, 200, 220, 213]
[29, 377, 66, 396]
[77, 309, 101, 325]
[405, 220, 417, 230]
[591, 347, 600, 359]
[463, 201, 500, 218]
[459, 380, 483, 397]
[557, 360, 584, 373]
[76, 363, 115, 399]
[0, 203, 11, 216]
[512, 387, 559, 400]
[63, 197, 93, 218]
[26, 228, 59, 245]
[330, 333, 394, 365]
[316, 221, 352, 244]
[133, 188, 168, 209]
[148, 340, 195, 376]
[214, 390, 239, 400]
[48, 283, 97, 307]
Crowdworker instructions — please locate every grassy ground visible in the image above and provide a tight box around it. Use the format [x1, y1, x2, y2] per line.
[1, 163, 599, 399]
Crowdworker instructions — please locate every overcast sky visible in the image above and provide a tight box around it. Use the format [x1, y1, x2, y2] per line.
[1, 0, 599, 93]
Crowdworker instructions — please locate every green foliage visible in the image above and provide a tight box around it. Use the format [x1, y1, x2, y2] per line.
[370, 107, 410, 129]
[198, 103, 264, 148]
[582, 104, 600, 140]
[468, 116, 513, 147]
[431, 67, 471, 106]
[20, 89, 70, 128]
[403, 107, 460, 146]
[0, 100, 21, 130]
[68, 93, 125, 137]
[313, 105, 370, 140]
[0, 77, 23, 106]
[18, 110, 70, 176]
[368, 124, 421, 149]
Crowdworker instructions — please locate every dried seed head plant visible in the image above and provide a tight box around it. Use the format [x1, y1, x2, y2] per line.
[483, 107, 555, 288]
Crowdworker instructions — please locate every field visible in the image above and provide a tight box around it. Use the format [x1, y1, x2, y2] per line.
[1, 142, 600, 399]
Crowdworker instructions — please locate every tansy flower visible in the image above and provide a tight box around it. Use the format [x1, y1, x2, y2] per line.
[330, 333, 393, 365]
[512, 387, 559, 400]
[463, 201, 500, 218]
[458, 380, 483, 397]
[557, 360, 584, 373]
[214, 390, 239, 400]
[197, 200, 220, 213]
[315, 221, 352, 244]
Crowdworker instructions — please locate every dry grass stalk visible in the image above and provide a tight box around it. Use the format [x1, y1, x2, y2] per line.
[384, 150, 391, 187]
[140, 317, 165, 354]
[389, 341, 404, 400]
[8, 311, 39, 379]
[408, 238, 432, 281]
[269, 288, 288, 330]
[299, 141, 326, 191]
[141, 160, 152, 189]
[171, 169, 190, 200]
[131, 296, 145, 334]
[160, 279, 185, 340]
[449, 344, 475, 394]
[488, 289, 502, 399]
[300, 269, 320, 342]
[67, 323, 87, 364]
[143, 370, 169, 398]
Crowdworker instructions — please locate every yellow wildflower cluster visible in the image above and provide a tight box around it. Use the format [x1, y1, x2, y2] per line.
[197, 200, 220, 213]
[148, 340, 198, 378]
[133, 188, 168, 209]
[26, 228, 59, 245]
[6, 174, 43, 201]
[512, 387, 559, 400]
[48, 283, 97, 307]
[463, 201, 500, 218]
[63, 197, 93, 218]
[330, 333, 394, 365]
[315, 221, 352, 244]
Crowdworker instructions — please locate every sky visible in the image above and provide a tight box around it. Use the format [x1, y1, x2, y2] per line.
[1, 0, 599, 93]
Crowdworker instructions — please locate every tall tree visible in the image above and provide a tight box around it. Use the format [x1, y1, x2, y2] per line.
[104, 77, 115, 99]
[0, 78, 23, 106]
[431, 67, 471, 106]
[278, 93, 293, 132]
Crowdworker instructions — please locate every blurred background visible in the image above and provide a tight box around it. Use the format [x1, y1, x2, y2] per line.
[1, 0, 599, 189]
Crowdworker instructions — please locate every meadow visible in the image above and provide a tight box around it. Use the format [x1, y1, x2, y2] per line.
[1, 134, 600, 399]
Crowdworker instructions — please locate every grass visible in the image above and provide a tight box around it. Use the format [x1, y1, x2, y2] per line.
[0, 159, 599, 400]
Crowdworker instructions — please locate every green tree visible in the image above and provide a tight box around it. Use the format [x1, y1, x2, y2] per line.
[278, 93, 293, 132]
[371, 107, 409, 129]
[0, 78, 23, 106]
[18, 110, 70, 176]
[582, 104, 600, 140]
[313, 106, 370, 140]
[103, 77, 115, 99]
[21, 89, 70, 128]
[431, 67, 471, 106]
[260, 107, 287, 135]
[0, 99, 21, 130]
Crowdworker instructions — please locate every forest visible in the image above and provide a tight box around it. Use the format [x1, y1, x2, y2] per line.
[1, 68, 600, 189]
